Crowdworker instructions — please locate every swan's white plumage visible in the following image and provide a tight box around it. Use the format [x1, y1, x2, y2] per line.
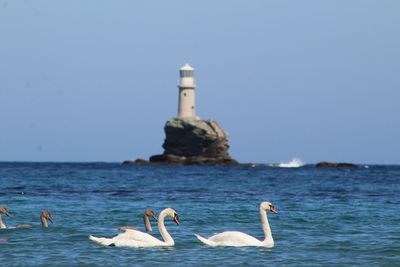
[89, 208, 178, 248]
[195, 201, 276, 247]
[195, 231, 266, 247]
[90, 229, 165, 247]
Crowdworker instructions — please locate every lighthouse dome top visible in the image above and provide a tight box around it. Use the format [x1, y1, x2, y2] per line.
[180, 63, 194, 71]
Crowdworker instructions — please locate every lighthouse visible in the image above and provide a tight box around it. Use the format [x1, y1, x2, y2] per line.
[144, 63, 237, 165]
[177, 63, 196, 118]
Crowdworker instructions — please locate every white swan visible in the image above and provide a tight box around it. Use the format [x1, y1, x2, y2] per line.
[0, 205, 12, 229]
[195, 201, 278, 247]
[118, 208, 157, 232]
[89, 208, 179, 248]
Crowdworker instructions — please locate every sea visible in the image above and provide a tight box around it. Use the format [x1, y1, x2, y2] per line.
[0, 162, 399, 266]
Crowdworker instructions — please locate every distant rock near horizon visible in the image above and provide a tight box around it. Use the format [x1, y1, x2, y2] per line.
[316, 161, 357, 168]
[123, 159, 148, 165]
[149, 118, 237, 165]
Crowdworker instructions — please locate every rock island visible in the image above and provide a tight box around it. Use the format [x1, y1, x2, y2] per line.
[126, 64, 237, 165]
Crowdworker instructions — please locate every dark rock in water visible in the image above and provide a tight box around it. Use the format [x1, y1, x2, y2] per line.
[149, 154, 186, 164]
[149, 154, 237, 165]
[122, 159, 149, 165]
[149, 118, 237, 165]
[316, 161, 357, 168]
[134, 158, 149, 164]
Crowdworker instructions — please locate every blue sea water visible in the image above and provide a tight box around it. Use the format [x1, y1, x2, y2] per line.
[0, 162, 399, 266]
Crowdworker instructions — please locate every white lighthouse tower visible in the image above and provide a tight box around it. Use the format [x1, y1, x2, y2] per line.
[177, 63, 196, 118]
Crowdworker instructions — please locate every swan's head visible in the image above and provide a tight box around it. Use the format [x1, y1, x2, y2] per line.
[261, 201, 278, 214]
[0, 205, 12, 218]
[144, 208, 158, 221]
[41, 210, 53, 223]
[165, 208, 180, 225]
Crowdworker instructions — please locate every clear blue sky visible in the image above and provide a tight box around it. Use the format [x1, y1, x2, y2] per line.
[0, 1, 399, 164]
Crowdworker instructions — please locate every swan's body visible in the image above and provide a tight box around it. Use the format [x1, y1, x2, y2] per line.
[0, 205, 12, 229]
[15, 224, 32, 228]
[195, 231, 266, 247]
[118, 208, 157, 232]
[195, 201, 277, 247]
[91, 229, 168, 247]
[90, 208, 179, 248]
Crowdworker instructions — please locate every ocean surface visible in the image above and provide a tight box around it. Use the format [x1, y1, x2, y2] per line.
[0, 162, 399, 266]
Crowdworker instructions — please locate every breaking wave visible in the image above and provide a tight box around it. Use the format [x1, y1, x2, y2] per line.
[278, 158, 305, 168]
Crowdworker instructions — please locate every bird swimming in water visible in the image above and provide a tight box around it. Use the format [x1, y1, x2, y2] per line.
[16, 210, 53, 228]
[0, 205, 12, 229]
[118, 208, 158, 232]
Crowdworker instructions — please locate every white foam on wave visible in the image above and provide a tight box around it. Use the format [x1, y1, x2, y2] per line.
[278, 158, 305, 168]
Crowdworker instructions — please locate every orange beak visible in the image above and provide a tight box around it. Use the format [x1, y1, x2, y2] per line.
[173, 214, 180, 225]
[270, 206, 278, 214]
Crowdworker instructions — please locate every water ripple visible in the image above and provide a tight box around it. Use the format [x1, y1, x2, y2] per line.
[0, 163, 399, 265]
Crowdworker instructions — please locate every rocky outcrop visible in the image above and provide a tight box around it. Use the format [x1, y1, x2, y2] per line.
[149, 118, 237, 165]
[123, 159, 149, 165]
[316, 161, 357, 168]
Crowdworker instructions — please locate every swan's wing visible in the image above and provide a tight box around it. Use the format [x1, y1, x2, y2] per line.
[89, 235, 116, 246]
[122, 229, 162, 243]
[89, 230, 145, 245]
[207, 231, 263, 247]
[89, 230, 163, 247]
[113, 229, 165, 247]
[16, 224, 32, 228]
[195, 234, 217, 247]
[118, 226, 137, 231]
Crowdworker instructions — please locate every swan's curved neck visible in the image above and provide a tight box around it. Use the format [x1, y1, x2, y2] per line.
[143, 214, 152, 232]
[0, 215, 6, 229]
[41, 217, 48, 228]
[260, 208, 273, 245]
[158, 210, 174, 246]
